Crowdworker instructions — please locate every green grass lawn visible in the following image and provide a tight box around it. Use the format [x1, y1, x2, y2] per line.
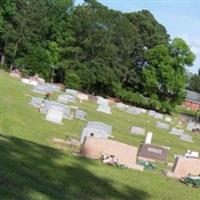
[1, 71, 200, 200]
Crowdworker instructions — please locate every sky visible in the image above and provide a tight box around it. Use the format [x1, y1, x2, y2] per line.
[75, 0, 200, 74]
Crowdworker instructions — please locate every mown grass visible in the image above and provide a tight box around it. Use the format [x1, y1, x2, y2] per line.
[1, 71, 200, 200]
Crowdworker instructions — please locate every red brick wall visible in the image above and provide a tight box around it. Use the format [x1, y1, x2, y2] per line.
[183, 100, 200, 111]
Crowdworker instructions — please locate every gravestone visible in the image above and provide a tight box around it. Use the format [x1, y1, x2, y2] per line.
[139, 108, 147, 114]
[180, 134, 193, 143]
[30, 97, 43, 108]
[87, 121, 112, 135]
[116, 103, 126, 110]
[126, 106, 141, 115]
[138, 143, 168, 162]
[145, 132, 153, 144]
[32, 85, 50, 94]
[81, 121, 112, 143]
[165, 157, 200, 178]
[80, 127, 109, 143]
[75, 110, 87, 120]
[44, 101, 70, 119]
[187, 122, 195, 131]
[45, 83, 61, 92]
[22, 78, 38, 86]
[80, 137, 143, 171]
[130, 126, 145, 136]
[156, 121, 170, 130]
[148, 110, 156, 117]
[154, 113, 163, 119]
[33, 83, 61, 94]
[46, 107, 63, 124]
[58, 94, 68, 104]
[58, 94, 75, 103]
[97, 104, 111, 114]
[165, 116, 172, 123]
[76, 93, 88, 102]
[186, 122, 200, 131]
[97, 96, 109, 105]
[65, 89, 78, 96]
[185, 150, 199, 158]
[170, 128, 184, 136]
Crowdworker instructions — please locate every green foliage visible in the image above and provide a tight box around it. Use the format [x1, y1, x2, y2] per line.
[142, 38, 195, 112]
[0, 0, 195, 112]
[64, 71, 81, 90]
[1, 72, 200, 200]
[187, 72, 200, 93]
[113, 83, 148, 108]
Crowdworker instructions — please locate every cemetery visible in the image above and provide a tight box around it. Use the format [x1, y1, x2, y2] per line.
[80, 137, 144, 171]
[1, 72, 200, 200]
[2, 0, 200, 198]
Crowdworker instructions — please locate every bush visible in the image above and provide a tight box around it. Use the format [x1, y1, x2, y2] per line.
[64, 72, 81, 90]
[113, 84, 173, 113]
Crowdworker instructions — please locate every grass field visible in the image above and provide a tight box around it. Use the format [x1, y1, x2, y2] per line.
[1, 71, 200, 200]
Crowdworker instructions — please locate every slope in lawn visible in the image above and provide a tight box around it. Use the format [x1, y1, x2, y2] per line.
[1, 71, 200, 200]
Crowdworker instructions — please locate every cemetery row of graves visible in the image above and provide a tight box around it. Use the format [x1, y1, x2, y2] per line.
[1, 71, 200, 200]
[19, 73, 200, 187]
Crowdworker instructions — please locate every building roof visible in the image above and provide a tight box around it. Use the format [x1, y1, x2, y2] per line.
[186, 90, 200, 104]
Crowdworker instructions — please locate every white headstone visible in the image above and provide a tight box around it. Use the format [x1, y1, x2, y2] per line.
[58, 94, 75, 103]
[46, 108, 63, 124]
[76, 93, 88, 102]
[130, 126, 145, 136]
[44, 101, 70, 119]
[116, 103, 126, 110]
[87, 121, 112, 135]
[21, 78, 38, 86]
[97, 96, 109, 105]
[170, 128, 184, 136]
[139, 108, 147, 114]
[180, 134, 193, 143]
[80, 127, 109, 143]
[30, 97, 43, 108]
[47, 84, 61, 92]
[185, 150, 199, 158]
[154, 113, 163, 119]
[32, 85, 50, 94]
[156, 121, 170, 130]
[148, 110, 156, 117]
[126, 106, 141, 115]
[145, 132, 153, 144]
[97, 104, 111, 114]
[165, 116, 172, 123]
[187, 122, 195, 131]
[66, 89, 78, 96]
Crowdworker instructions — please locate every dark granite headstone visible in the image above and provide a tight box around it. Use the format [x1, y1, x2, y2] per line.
[138, 143, 168, 162]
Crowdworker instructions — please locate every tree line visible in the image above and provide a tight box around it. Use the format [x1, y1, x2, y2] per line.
[187, 69, 200, 93]
[0, 0, 195, 112]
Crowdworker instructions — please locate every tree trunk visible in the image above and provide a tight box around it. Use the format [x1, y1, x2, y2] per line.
[10, 64, 13, 72]
[1, 54, 5, 66]
[10, 40, 19, 71]
[51, 65, 54, 83]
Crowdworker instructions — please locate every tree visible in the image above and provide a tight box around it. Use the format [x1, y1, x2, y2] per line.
[47, 41, 60, 83]
[64, 71, 81, 90]
[142, 38, 195, 112]
[0, 0, 195, 112]
[188, 73, 200, 93]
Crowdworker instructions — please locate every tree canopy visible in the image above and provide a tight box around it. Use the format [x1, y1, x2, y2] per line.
[0, 0, 195, 112]
[187, 69, 200, 93]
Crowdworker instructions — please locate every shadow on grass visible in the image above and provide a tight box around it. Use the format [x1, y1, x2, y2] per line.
[0, 134, 150, 200]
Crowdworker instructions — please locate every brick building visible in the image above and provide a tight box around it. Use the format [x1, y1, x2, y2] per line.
[183, 90, 200, 111]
